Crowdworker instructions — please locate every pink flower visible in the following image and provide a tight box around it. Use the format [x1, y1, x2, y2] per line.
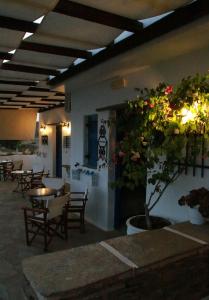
[118, 151, 126, 158]
[165, 85, 173, 95]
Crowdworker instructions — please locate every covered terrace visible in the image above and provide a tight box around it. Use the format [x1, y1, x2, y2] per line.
[0, 0, 209, 299]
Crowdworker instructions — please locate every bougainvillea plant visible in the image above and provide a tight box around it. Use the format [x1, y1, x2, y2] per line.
[114, 74, 209, 229]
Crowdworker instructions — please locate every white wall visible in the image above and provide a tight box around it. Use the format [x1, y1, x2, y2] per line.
[0, 154, 41, 170]
[65, 17, 209, 230]
[39, 107, 70, 180]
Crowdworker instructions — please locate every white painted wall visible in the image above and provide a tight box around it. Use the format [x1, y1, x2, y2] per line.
[39, 107, 70, 180]
[65, 17, 209, 230]
[0, 154, 41, 170]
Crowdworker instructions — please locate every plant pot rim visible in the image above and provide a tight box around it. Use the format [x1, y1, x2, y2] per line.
[126, 214, 171, 231]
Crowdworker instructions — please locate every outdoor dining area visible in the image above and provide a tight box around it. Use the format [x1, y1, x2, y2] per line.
[0, 159, 90, 252]
[0, 179, 120, 299]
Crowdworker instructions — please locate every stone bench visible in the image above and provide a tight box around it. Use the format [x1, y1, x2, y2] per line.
[22, 222, 209, 299]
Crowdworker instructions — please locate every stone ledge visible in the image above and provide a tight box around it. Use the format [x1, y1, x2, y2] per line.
[22, 222, 209, 300]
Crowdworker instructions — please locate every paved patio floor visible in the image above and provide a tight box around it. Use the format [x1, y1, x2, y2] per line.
[0, 181, 122, 300]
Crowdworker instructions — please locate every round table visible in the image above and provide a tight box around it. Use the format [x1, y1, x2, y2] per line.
[27, 188, 57, 198]
[27, 188, 57, 208]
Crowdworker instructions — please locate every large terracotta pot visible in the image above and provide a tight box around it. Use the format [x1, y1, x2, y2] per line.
[126, 214, 171, 235]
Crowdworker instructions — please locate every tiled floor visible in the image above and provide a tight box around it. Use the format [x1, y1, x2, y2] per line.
[0, 181, 122, 300]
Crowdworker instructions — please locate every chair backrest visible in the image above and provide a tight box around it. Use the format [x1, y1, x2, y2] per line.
[13, 160, 23, 171]
[57, 182, 71, 196]
[4, 161, 13, 171]
[70, 188, 88, 207]
[47, 193, 70, 219]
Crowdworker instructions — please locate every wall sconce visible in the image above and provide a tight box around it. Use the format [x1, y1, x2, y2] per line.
[40, 124, 46, 133]
[62, 122, 71, 136]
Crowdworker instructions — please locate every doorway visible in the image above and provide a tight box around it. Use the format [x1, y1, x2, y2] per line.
[56, 125, 62, 178]
[114, 108, 146, 229]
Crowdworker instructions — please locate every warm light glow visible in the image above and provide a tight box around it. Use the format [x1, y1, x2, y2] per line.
[181, 108, 196, 124]
[62, 122, 71, 136]
[40, 124, 46, 133]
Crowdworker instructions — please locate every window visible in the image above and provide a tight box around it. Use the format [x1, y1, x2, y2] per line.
[84, 114, 98, 169]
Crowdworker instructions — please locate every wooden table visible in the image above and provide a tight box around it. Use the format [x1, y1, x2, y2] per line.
[27, 188, 57, 207]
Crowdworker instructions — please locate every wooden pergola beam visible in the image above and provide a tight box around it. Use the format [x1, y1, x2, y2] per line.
[0, 80, 37, 86]
[49, 0, 209, 86]
[0, 90, 20, 95]
[0, 15, 38, 32]
[53, 0, 143, 32]
[0, 52, 13, 60]
[19, 42, 92, 59]
[2, 63, 60, 76]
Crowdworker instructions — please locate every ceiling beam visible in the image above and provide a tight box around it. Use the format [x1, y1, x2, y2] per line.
[0, 79, 37, 86]
[49, 0, 209, 86]
[39, 103, 64, 112]
[28, 87, 53, 92]
[0, 97, 11, 100]
[42, 98, 64, 102]
[19, 41, 92, 59]
[53, 0, 143, 32]
[2, 63, 60, 76]
[0, 52, 13, 60]
[16, 94, 48, 98]
[0, 90, 20, 94]
[0, 15, 38, 32]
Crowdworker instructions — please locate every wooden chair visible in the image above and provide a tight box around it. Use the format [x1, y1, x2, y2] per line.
[30, 170, 45, 189]
[66, 188, 88, 236]
[3, 161, 14, 181]
[22, 193, 70, 251]
[0, 163, 4, 181]
[11, 160, 23, 180]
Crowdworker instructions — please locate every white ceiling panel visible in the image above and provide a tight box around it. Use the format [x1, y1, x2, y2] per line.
[12, 97, 42, 101]
[13, 49, 74, 68]
[0, 93, 16, 97]
[74, 0, 192, 19]
[0, 84, 27, 91]
[0, 28, 24, 49]
[47, 95, 65, 100]
[32, 12, 121, 49]
[27, 32, 100, 50]
[8, 60, 57, 72]
[4, 101, 28, 105]
[0, 105, 20, 108]
[0, 0, 59, 22]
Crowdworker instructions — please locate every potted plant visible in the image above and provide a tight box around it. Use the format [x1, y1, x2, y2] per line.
[178, 187, 209, 224]
[112, 74, 209, 233]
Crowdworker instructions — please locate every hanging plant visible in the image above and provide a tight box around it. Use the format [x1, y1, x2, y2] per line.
[113, 74, 209, 229]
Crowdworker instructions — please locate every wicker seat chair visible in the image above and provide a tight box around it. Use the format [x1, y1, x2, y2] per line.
[22, 193, 70, 251]
[30, 170, 45, 189]
[3, 161, 14, 181]
[66, 188, 88, 236]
